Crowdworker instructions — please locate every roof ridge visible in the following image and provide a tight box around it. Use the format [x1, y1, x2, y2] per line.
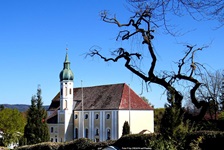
[74, 82, 125, 89]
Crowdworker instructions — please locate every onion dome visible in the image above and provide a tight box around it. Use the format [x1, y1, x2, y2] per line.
[59, 52, 74, 81]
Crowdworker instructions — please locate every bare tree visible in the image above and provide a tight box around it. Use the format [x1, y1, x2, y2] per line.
[87, 5, 210, 121]
[221, 72, 224, 110]
[127, 0, 224, 30]
[197, 70, 223, 120]
[184, 70, 224, 120]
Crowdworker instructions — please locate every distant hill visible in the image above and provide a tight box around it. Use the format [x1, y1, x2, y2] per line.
[1, 104, 49, 112]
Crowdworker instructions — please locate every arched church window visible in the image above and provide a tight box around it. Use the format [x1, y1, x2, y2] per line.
[55, 135, 57, 142]
[65, 87, 68, 96]
[107, 129, 111, 140]
[85, 114, 88, 119]
[106, 113, 110, 119]
[95, 128, 99, 136]
[85, 128, 88, 138]
[69, 88, 72, 94]
[95, 114, 99, 119]
[75, 128, 78, 139]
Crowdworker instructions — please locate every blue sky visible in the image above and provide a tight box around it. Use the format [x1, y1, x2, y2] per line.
[0, 0, 223, 108]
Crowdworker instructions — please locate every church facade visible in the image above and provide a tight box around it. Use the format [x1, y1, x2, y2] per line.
[46, 52, 154, 142]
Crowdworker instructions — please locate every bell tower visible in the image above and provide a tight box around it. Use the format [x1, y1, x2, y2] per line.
[58, 48, 74, 141]
[59, 50, 74, 111]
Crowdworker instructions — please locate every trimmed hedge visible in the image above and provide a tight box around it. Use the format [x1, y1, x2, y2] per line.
[16, 142, 61, 150]
[16, 138, 116, 150]
[15, 132, 224, 150]
[113, 131, 224, 150]
[113, 133, 155, 149]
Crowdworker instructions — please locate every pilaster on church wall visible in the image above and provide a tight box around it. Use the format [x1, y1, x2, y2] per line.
[58, 124, 64, 142]
[84, 112, 89, 128]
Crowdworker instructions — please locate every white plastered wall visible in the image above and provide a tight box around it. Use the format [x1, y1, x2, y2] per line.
[118, 110, 154, 138]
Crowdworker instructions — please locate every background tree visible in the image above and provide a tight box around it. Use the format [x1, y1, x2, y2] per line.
[0, 108, 26, 147]
[185, 70, 223, 120]
[154, 108, 165, 133]
[0, 105, 4, 111]
[220, 72, 224, 110]
[200, 70, 223, 119]
[141, 96, 154, 108]
[122, 121, 130, 136]
[24, 95, 37, 145]
[160, 99, 184, 139]
[24, 86, 49, 145]
[35, 87, 49, 143]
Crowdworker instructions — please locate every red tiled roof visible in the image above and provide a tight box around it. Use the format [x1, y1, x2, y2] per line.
[47, 83, 153, 111]
[119, 83, 153, 110]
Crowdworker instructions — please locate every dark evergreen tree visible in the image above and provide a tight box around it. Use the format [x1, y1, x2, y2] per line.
[24, 86, 49, 145]
[35, 87, 50, 143]
[24, 95, 37, 145]
[160, 103, 182, 139]
[159, 91, 181, 139]
[0, 105, 4, 111]
[122, 121, 130, 136]
[154, 108, 165, 133]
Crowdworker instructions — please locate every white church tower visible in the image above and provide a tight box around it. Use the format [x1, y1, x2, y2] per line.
[58, 49, 74, 141]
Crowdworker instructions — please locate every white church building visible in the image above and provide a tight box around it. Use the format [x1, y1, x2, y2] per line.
[46, 51, 154, 142]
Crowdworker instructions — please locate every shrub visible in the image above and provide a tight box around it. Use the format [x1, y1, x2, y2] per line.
[15, 142, 60, 150]
[114, 133, 154, 149]
[92, 140, 116, 149]
[16, 131, 224, 150]
[122, 121, 130, 136]
[58, 138, 93, 150]
[189, 131, 224, 150]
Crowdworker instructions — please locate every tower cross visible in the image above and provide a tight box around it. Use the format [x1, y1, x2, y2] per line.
[66, 42, 69, 52]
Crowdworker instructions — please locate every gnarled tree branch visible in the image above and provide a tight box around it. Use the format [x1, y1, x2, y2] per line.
[88, 6, 209, 121]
